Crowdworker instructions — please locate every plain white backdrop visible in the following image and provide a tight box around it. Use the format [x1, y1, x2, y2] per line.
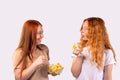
[0, 0, 120, 80]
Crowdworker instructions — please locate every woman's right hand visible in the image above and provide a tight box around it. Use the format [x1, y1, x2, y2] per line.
[73, 49, 83, 57]
[33, 56, 48, 69]
[73, 49, 80, 56]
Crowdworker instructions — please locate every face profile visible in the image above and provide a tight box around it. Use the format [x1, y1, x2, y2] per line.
[80, 20, 89, 41]
[36, 25, 44, 45]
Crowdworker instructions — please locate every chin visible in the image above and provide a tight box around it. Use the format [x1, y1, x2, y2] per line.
[82, 38, 88, 41]
[37, 42, 41, 45]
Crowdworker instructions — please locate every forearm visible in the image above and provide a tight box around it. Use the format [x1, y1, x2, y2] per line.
[15, 62, 38, 80]
[103, 64, 113, 80]
[103, 74, 112, 80]
[103, 72, 112, 80]
[71, 56, 83, 78]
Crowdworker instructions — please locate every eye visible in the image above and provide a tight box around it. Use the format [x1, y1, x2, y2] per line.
[37, 31, 43, 34]
[40, 31, 43, 34]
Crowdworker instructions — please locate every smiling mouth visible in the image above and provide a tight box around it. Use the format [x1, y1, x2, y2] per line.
[81, 34, 84, 38]
[37, 39, 41, 42]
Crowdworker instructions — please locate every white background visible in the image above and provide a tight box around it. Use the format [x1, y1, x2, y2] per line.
[0, 0, 120, 80]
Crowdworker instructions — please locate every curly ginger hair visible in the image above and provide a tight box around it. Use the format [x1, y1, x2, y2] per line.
[78, 17, 116, 68]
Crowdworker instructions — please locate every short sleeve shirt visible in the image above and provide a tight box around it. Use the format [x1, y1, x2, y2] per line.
[72, 47, 116, 80]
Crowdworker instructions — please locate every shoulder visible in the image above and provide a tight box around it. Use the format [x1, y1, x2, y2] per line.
[13, 48, 23, 57]
[104, 49, 114, 57]
[104, 49, 115, 66]
[37, 44, 50, 60]
[41, 44, 49, 49]
[12, 48, 23, 68]
[37, 44, 49, 52]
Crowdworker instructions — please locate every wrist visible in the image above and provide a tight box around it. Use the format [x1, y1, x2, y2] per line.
[31, 62, 40, 70]
[77, 53, 83, 57]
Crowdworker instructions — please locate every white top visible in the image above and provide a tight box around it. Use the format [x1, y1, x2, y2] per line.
[72, 47, 116, 80]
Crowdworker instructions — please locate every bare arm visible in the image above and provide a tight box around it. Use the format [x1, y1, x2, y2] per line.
[71, 56, 83, 78]
[103, 64, 113, 80]
[14, 56, 48, 80]
[71, 49, 83, 78]
[14, 62, 38, 80]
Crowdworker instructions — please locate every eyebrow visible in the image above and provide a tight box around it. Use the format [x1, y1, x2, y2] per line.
[38, 30, 43, 33]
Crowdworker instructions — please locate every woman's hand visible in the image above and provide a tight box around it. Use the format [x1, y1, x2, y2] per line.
[73, 49, 80, 55]
[33, 56, 48, 69]
[73, 49, 83, 57]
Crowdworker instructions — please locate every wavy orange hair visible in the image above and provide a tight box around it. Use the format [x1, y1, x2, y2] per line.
[78, 17, 116, 68]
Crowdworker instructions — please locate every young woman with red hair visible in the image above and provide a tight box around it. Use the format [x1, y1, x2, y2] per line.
[12, 20, 55, 80]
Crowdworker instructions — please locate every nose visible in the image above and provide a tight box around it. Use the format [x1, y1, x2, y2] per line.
[41, 34, 44, 38]
[81, 29, 83, 34]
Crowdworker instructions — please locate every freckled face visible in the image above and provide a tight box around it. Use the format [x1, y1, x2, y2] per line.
[36, 25, 44, 45]
[81, 21, 89, 41]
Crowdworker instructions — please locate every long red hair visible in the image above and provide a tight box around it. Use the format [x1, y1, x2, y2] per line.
[78, 17, 116, 68]
[15, 19, 42, 77]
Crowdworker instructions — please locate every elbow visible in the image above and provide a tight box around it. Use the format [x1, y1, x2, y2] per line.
[15, 74, 25, 80]
[15, 77, 25, 80]
[14, 70, 26, 80]
[71, 68, 80, 78]
[72, 73, 79, 78]
[15, 75, 21, 80]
